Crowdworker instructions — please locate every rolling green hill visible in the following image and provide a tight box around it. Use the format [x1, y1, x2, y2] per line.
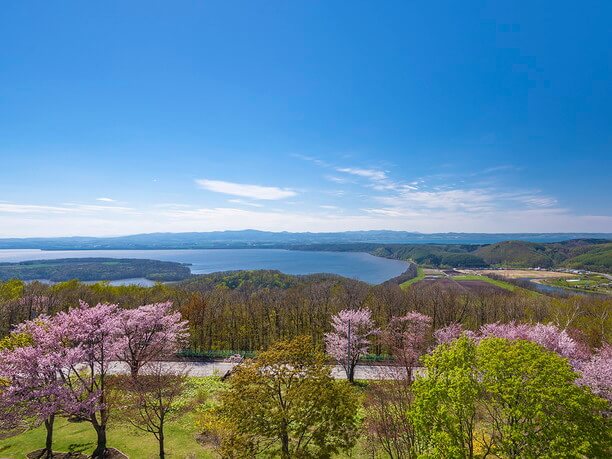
[474, 239, 612, 272]
[304, 239, 611, 273]
[561, 242, 612, 272]
[475, 241, 556, 267]
[285, 239, 612, 272]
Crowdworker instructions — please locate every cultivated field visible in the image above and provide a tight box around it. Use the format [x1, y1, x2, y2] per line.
[408, 277, 515, 294]
[458, 269, 575, 279]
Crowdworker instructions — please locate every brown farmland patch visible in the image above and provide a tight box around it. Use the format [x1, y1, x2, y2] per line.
[413, 278, 509, 294]
[455, 280, 511, 294]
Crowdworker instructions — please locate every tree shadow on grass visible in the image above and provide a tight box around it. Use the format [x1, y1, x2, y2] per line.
[67, 441, 95, 453]
[27, 449, 88, 459]
[68, 441, 96, 453]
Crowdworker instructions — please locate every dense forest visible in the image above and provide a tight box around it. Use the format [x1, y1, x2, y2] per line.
[1, 270, 609, 354]
[0, 258, 191, 282]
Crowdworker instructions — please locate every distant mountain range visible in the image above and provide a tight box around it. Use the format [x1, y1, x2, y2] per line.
[0, 230, 610, 250]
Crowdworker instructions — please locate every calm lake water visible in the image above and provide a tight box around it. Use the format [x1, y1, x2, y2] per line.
[0, 249, 409, 285]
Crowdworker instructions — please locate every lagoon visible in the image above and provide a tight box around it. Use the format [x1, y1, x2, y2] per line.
[0, 248, 409, 284]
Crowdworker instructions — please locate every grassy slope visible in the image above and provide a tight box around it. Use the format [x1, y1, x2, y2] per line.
[400, 267, 425, 289]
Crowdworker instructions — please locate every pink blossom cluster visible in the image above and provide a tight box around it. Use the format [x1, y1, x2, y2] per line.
[325, 308, 379, 381]
[0, 301, 189, 445]
[433, 321, 611, 402]
[577, 344, 612, 402]
[385, 311, 432, 378]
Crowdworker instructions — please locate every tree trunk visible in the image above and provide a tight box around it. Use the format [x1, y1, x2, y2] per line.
[280, 419, 290, 458]
[43, 414, 54, 457]
[129, 360, 139, 379]
[159, 418, 165, 459]
[92, 424, 107, 458]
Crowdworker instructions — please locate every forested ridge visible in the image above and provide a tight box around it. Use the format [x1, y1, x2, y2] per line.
[1, 270, 609, 353]
[287, 238, 612, 272]
[0, 258, 191, 282]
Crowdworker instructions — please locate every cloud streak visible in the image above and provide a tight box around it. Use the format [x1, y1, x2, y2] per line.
[336, 167, 388, 181]
[196, 179, 297, 200]
[0, 202, 134, 214]
[0, 199, 610, 237]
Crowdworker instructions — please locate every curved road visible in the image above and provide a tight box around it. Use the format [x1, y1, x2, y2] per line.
[107, 361, 410, 380]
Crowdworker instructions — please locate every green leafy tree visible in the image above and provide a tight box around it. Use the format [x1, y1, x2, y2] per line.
[208, 336, 361, 458]
[411, 336, 481, 458]
[0, 332, 32, 351]
[412, 337, 610, 458]
[0, 279, 24, 302]
[476, 338, 609, 459]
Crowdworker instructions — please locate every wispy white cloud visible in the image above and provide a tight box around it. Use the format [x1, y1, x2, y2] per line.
[324, 175, 351, 184]
[337, 167, 388, 181]
[0, 203, 74, 214]
[196, 179, 297, 200]
[0, 202, 134, 214]
[362, 208, 407, 217]
[291, 154, 332, 168]
[96, 197, 115, 202]
[227, 199, 264, 208]
[480, 165, 520, 174]
[64, 203, 135, 213]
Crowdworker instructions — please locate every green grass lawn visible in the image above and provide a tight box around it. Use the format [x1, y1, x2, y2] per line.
[0, 415, 215, 458]
[0, 377, 223, 459]
[400, 267, 425, 289]
[0, 377, 372, 459]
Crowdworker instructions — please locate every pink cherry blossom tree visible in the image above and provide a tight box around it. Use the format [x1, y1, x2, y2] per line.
[53, 301, 124, 458]
[0, 316, 70, 457]
[433, 323, 464, 345]
[325, 308, 378, 382]
[432, 321, 612, 399]
[435, 321, 585, 361]
[478, 322, 588, 363]
[116, 302, 189, 378]
[384, 312, 432, 382]
[0, 300, 192, 457]
[578, 343, 612, 402]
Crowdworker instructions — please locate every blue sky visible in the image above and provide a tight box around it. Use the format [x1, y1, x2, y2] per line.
[1, 1, 611, 237]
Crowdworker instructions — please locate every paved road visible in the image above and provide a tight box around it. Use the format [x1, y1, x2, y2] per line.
[107, 361, 409, 380]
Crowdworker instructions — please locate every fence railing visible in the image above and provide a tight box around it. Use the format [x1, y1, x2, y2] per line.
[177, 349, 392, 362]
